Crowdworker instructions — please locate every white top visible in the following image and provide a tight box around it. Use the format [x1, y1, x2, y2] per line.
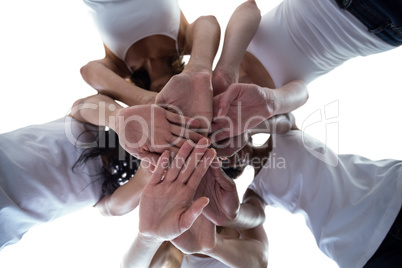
[248, 131, 402, 267]
[0, 117, 103, 249]
[83, 0, 181, 61]
[181, 255, 231, 268]
[247, 0, 395, 87]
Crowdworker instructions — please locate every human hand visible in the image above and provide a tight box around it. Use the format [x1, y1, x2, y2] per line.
[138, 139, 216, 242]
[195, 158, 240, 226]
[155, 71, 213, 135]
[115, 104, 205, 165]
[212, 133, 249, 158]
[171, 215, 216, 254]
[210, 83, 275, 143]
[212, 70, 237, 97]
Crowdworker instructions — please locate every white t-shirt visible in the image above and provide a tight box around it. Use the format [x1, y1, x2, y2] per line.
[248, 130, 402, 267]
[83, 0, 181, 61]
[247, 0, 395, 87]
[0, 117, 103, 249]
[181, 255, 231, 268]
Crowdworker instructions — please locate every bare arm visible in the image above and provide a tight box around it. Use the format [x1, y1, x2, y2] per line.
[121, 233, 163, 268]
[223, 189, 267, 230]
[172, 204, 268, 268]
[184, 15, 221, 73]
[155, 15, 221, 133]
[71, 94, 205, 165]
[70, 93, 122, 128]
[213, 0, 261, 95]
[250, 113, 296, 135]
[121, 141, 216, 268]
[95, 164, 150, 216]
[268, 80, 309, 116]
[211, 80, 308, 143]
[205, 226, 268, 268]
[81, 53, 156, 106]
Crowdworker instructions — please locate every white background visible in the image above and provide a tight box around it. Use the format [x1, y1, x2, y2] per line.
[1, 0, 402, 267]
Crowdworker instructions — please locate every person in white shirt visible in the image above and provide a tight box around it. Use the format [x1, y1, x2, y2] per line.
[205, 114, 402, 267]
[82, 0, 221, 158]
[211, 0, 401, 142]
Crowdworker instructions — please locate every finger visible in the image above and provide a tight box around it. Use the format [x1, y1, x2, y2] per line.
[149, 151, 170, 184]
[186, 149, 216, 189]
[210, 158, 237, 190]
[212, 94, 224, 117]
[216, 84, 241, 118]
[165, 109, 201, 128]
[214, 134, 247, 158]
[166, 145, 179, 157]
[169, 134, 190, 149]
[164, 140, 194, 182]
[209, 127, 231, 145]
[157, 103, 181, 114]
[179, 197, 210, 233]
[177, 139, 210, 183]
[213, 94, 229, 118]
[170, 124, 205, 143]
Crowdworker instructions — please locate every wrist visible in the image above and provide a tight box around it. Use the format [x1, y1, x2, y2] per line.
[221, 209, 241, 229]
[140, 91, 157, 105]
[111, 106, 132, 134]
[137, 231, 164, 247]
[184, 60, 213, 75]
[200, 235, 220, 256]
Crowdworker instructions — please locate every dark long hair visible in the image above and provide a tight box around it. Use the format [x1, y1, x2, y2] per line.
[74, 52, 184, 195]
[73, 128, 141, 196]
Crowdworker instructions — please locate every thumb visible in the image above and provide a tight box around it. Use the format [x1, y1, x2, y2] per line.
[154, 91, 164, 105]
[179, 197, 210, 232]
[216, 84, 241, 117]
[211, 158, 236, 190]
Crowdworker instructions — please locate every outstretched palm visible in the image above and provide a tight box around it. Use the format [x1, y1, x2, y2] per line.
[138, 140, 216, 242]
[195, 158, 240, 226]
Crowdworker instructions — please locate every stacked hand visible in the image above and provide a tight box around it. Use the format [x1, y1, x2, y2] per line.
[155, 70, 213, 136]
[115, 104, 205, 166]
[195, 158, 240, 226]
[138, 139, 215, 242]
[210, 83, 275, 144]
[172, 214, 216, 254]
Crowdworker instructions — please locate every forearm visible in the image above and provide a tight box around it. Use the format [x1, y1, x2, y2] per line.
[267, 80, 308, 116]
[204, 234, 268, 268]
[185, 15, 221, 72]
[70, 94, 122, 129]
[223, 202, 265, 229]
[224, 189, 266, 229]
[250, 113, 295, 135]
[121, 233, 163, 268]
[81, 60, 156, 106]
[215, 0, 261, 77]
[95, 167, 150, 216]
